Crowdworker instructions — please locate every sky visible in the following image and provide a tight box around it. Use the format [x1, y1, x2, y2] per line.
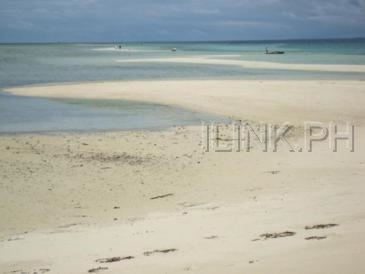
[0, 0, 365, 42]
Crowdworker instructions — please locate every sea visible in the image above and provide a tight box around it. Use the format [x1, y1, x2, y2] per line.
[1, 38, 364, 133]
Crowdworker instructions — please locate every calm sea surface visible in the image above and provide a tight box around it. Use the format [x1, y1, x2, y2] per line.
[0, 39, 364, 133]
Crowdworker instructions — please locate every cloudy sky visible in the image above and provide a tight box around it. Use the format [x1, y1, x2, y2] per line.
[0, 0, 364, 42]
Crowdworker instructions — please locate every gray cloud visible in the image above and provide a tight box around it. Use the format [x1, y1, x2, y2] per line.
[0, 0, 364, 42]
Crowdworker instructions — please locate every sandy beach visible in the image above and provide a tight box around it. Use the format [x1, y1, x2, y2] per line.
[1, 79, 365, 273]
[6, 80, 365, 126]
[2, 0, 365, 271]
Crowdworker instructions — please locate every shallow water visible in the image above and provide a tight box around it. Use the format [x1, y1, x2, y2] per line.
[1, 39, 365, 89]
[0, 93, 228, 133]
[0, 39, 364, 133]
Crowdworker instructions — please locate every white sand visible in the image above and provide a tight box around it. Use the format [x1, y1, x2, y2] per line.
[117, 56, 365, 73]
[6, 80, 365, 126]
[1, 79, 365, 273]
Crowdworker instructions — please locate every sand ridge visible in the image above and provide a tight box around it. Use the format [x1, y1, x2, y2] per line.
[117, 56, 365, 73]
[6, 80, 365, 126]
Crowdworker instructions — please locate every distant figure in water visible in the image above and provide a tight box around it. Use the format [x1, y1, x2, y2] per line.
[265, 47, 285, 55]
[118, 44, 122, 49]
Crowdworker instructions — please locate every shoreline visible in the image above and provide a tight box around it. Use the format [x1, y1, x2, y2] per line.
[1, 78, 365, 273]
[3, 77, 364, 89]
[5, 79, 365, 126]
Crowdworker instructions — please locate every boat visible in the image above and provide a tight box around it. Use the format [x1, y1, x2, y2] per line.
[265, 47, 285, 54]
[171, 48, 177, 52]
[114, 43, 123, 50]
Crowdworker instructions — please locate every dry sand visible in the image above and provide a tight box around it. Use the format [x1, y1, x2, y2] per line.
[1, 79, 365, 274]
[6, 80, 365, 126]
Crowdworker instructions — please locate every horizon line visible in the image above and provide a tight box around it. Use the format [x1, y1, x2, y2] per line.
[0, 37, 364, 45]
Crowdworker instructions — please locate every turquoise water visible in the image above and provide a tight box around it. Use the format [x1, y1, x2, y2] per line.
[0, 39, 364, 133]
[1, 39, 365, 88]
